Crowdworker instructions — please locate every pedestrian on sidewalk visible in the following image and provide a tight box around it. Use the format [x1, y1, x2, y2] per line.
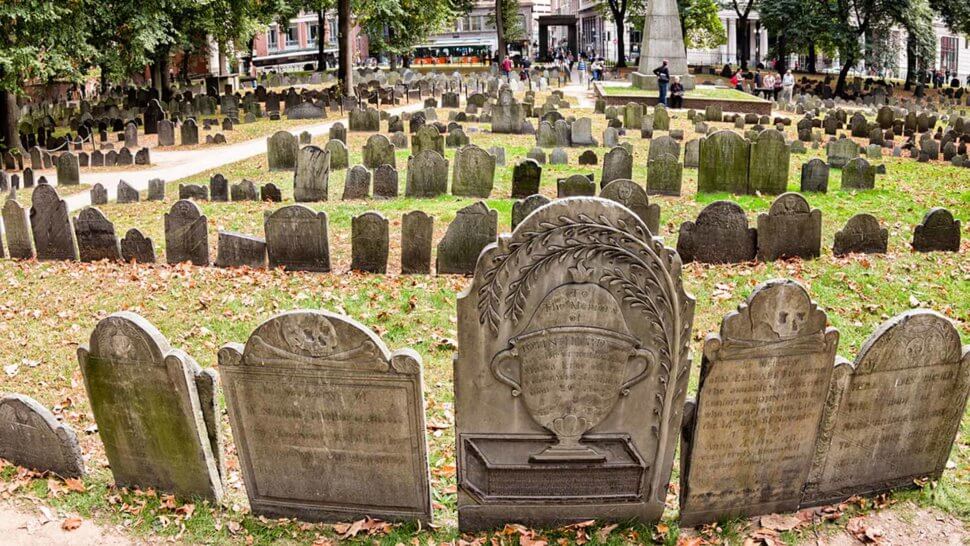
[653, 59, 670, 106]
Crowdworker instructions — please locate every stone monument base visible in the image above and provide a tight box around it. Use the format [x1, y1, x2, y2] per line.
[631, 73, 695, 91]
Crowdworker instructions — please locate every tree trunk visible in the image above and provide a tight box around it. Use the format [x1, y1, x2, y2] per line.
[100, 63, 110, 95]
[247, 36, 256, 76]
[613, 8, 627, 67]
[776, 33, 788, 74]
[807, 41, 817, 73]
[836, 51, 853, 97]
[495, 0, 507, 61]
[181, 51, 191, 84]
[904, 32, 917, 90]
[337, 0, 353, 95]
[738, 16, 749, 69]
[317, 9, 327, 71]
[159, 54, 172, 101]
[0, 73, 21, 153]
[218, 43, 227, 76]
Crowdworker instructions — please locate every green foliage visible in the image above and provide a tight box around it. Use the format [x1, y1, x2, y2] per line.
[359, 0, 470, 56]
[486, 0, 526, 44]
[930, 0, 970, 35]
[901, 0, 938, 72]
[679, 0, 726, 49]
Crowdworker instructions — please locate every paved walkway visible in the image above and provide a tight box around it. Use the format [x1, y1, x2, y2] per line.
[0, 501, 135, 545]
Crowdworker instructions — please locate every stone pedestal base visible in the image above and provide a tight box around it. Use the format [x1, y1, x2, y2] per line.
[631, 73, 695, 91]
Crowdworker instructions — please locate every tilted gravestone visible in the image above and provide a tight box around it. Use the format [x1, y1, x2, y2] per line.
[800, 158, 829, 193]
[117, 180, 139, 203]
[74, 207, 122, 262]
[452, 145, 496, 198]
[557, 174, 596, 197]
[646, 153, 683, 196]
[30, 184, 78, 261]
[179, 184, 209, 200]
[680, 280, 839, 526]
[912, 207, 960, 252]
[79, 312, 223, 501]
[363, 134, 396, 169]
[219, 310, 432, 523]
[267, 131, 299, 171]
[600, 179, 661, 234]
[210, 174, 229, 201]
[756, 193, 821, 261]
[698, 131, 750, 194]
[215, 232, 267, 269]
[748, 129, 790, 195]
[90, 183, 108, 205]
[342, 165, 372, 200]
[511, 194, 551, 231]
[455, 197, 695, 531]
[325, 139, 349, 170]
[436, 201, 497, 275]
[164, 199, 209, 265]
[401, 211, 433, 274]
[56, 152, 80, 186]
[406, 150, 449, 197]
[601, 146, 633, 187]
[511, 159, 542, 198]
[351, 212, 389, 273]
[121, 228, 156, 263]
[294, 146, 330, 202]
[677, 201, 757, 264]
[264, 205, 331, 272]
[3, 197, 36, 260]
[833, 213, 888, 255]
[0, 394, 84, 477]
[802, 310, 970, 506]
[841, 157, 875, 190]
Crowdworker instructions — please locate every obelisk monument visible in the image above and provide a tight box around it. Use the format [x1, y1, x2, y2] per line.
[631, 0, 695, 90]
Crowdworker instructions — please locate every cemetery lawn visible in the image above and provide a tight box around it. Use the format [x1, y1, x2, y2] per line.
[599, 84, 769, 102]
[0, 96, 968, 545]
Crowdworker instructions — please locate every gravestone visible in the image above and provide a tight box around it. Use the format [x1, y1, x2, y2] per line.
[157, 120, 175, 146]
[648, 135, 680, 163]
[294, 146, 330, 202]
[330, 122, 347, 143]
[181, 119, 199, 145]
[124, 122, 138, 148]
[549, 147, 568, 165]
[401, 211, 433, 274]
[601, 146, 633, 187]
[219, 310, 432, 523]
[436, 201, 497, 275]
[571, 118, 596, 146]
[677, 201, 757, 264]
[3, 197, 36, 259]
[455, 197, 695, 531]
[56, 152, 80, 186]
[624, 102, 643, 129]
[351, 212, 389, 273]
[264, 205, 331, 272]
[325, 139, 349, 170]
[363, 134, 396, 169]
[210, 174, 229, 202]
[452, 145, 496, 198]
[680, 280, 838, 526]
[511, 159, 542, 198]
[698, 131, 750, 194]
[833, 213, 888, 255]
[148, 178, 165, 201]
[0, 394, 84, 477]
[684, 139, 700, 168]
[260, 183, 282, 202]
[342, 165, 372, 200]
[90, 183, 108, 205]
[230, 180, 259, 201]
[164, 199, 209, 265]
[30, 184, 78, 261]
[800, 158, 829, 192]
[748, 129, 790, 195]
[179, 184, 209, 200]
[802, 311, 970, 506]
[215, 232, 267, 268]
[79, 313, 223, 501]
[412, 125, 444, 156]
[373, 164, 399, 198]
[74, 207, 122, 262]
[511, 194, 551, 230]
[117, 180, 139, 203]
[406, 150, 449, 197]
[600, 179, 661, 234]
[912, 208, 961, 252]
[826, 138, 858, 168]
[121, 228, 156, 263]
[646, 153, 683, 196]
[116, 148, 134, 166]
[557, 174, 596, 197]
[349, 107, 380, 131]
[267, 131, 299, 171]
[756, 193, 821, 261]
[144, 99, 164, 134]
[491, 89, 525, 134]
[841, 157, 875, 190]
[578, 150, 598, 165]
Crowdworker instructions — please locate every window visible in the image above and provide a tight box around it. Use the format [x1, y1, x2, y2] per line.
[309, 24, 319, 46]
[462, 15, 488, 32]
[328, 20, 338, 44]
[268, 27, 279, 50]
[941, 36, 958, 72]
[285, 25, 299, 48]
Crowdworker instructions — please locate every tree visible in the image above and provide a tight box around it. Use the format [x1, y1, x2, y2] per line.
[759, 0, 823, 73]
[678, 0, 727, 50]
[899, 0, 935, 87]
[731, 0, 757, 68]
[606, 0, 632, 67]
[279, 0, 335, 71]
[0, 0, 93, 152]
[488, 0, 524, 60]
[930, 0, 970, 35]
[360, 0, 471, 68]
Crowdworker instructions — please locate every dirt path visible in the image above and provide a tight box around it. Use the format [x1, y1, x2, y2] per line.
[817, 505, 967, 545]
[0, 501, 137, 545]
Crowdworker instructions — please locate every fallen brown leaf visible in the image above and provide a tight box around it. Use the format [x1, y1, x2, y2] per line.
[61, 517, 82, 531]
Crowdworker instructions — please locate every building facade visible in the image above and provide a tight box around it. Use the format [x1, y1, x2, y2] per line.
[417, 0, 552, 62]
[250, 11, 369, 73]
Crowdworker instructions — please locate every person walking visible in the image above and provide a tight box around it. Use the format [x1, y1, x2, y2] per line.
[577, 56, 588, 84]
[781, 69, 795, 103]
[501, 56, 513, 81]
[731, 68, 743, 91]
[669, 76, 685, 108]
[653, 59, 670, 106]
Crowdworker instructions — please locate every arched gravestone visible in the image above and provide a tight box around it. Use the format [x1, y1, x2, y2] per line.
[264, 205, 331, 272]
[436, 201, 497, 275]
[452, 145, 496, 198]
[411, 125, 444, 156]
[401, 211, 433, 275]
[756, 192, 821, 261]
[180, 119, 199, 145]
[164, 199, 209, 265]
[406, 150, 449, 197]
[803, 311, 970, 506]
[55, 152, 80, 186]
[800, 158, 829, 193]
[373, 164, 399, 198]
[329, 122, 347, 143]
[78, 312, 224, 501]
[362, 133, 396, 169]
[912, 208, 960, 252]
[325, 139, 348, 170]
[646, 152, 683, 196]
[30, 184, 78, 261]
[74, 207, 122, 262]
[841, 157, 875, 190]
[351, 211, 389, 273]
[455, 197, 695, 531]
[833, 213, 888, 256]
[0, 394, 84, 477]
[294, 146, 330, 202]
[698, 131, 750, 194]
[557, 174, 596, 197]
[3, 196, 36, 260]
[677, 201, 757, 264]
[647, 135, 680, 163]
[599, 179, 661, 235]
[219, 310, 432, 523]
[342, 165, 372, 200]
[748, 129, 791, 195]
[679, 280, 839, 526]
[511, 159, 542, 198]
[511, 194, 551, 231]
[210, 174, 229, 202]
[826, 138, 859, 168]
[121, 228, 156, 263]
[601, 146, 633, 187]
[267, 131, 299, 171]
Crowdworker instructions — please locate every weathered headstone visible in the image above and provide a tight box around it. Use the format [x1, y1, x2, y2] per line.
[55, 152, 80, 186]
[452, 145, 496, 198]
[181, 119, 199, 145]
[90, 183, 108, 205]
[698, 131, 750, 194]
[267, 131, 299, 171]
[646, 153, 683, 196]
[342, 165, 372, 200]
[841, 157, 875, 190]
[164, 199, 209, 265]
[294, 145, 330, 202]
[677, 201, 757, 263]
[264, 205, 331, 272]
[832, 213, 888, 255]
[215, 232, 267, 268]
[406, 150, 449, 197]
[756, 193, 821, 261]
[74, 207, 122, 262]
[120, 228, 156, 263]
[30, 184, 78, 261]
[600, 179, 661, 234]
[230, 180, 259, 201]
[912, 208, 961, 252]
[436, 201, 497, 275]
[557, 174, 596, 197]
[748, 129, 790, 194]
[826, 138, 859, 168]
[0, 394, 84, 477]
[117, 180, 139, 203]
[325, 139, 349, 170]
[157, 120, 175, 146]
[800, 158, 829, 193]
[401, 211, 433, 274]
[601, 146, 633, 187]
[209, 174, 229, 202]
[179, 184, 209, 200]
[363, 134, 396, 169]
[3, 197, 36, 259]
[350, 212, 389, 273]
[148, 178, 165, 201]
[411, 125, 444, 156]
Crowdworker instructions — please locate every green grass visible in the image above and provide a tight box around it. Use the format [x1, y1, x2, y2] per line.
[0, 91, 967, 545]
[600, 84, 769, 102]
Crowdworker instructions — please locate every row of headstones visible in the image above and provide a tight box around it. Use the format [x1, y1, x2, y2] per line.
[2, 199, 964, 531]
[678, 196, 961, 264]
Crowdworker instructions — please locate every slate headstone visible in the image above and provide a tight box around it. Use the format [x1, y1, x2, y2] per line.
[436, 201, 497, 275]
[164, 199, 209, 265]
[264, 205, 331, 272]
[677, 201, 757, 264]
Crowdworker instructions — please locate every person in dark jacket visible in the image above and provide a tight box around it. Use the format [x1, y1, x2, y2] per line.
[669, 76, 685, 108]
[653, 59, 670, 106]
